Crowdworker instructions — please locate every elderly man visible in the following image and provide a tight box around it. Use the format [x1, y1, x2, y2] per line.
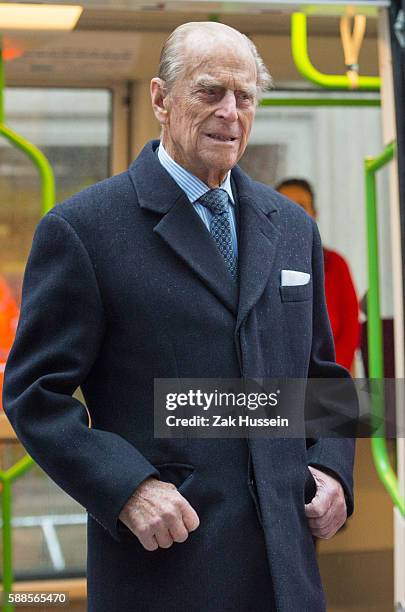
[3, 22, 354, 612]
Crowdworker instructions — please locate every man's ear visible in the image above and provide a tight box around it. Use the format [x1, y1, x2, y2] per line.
[150, 78, 169, 125]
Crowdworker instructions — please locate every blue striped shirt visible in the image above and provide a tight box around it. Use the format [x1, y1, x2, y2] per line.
[157, 143, 238, 256]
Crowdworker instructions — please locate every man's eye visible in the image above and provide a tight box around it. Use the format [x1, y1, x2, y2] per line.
[197, 87, 221, 96]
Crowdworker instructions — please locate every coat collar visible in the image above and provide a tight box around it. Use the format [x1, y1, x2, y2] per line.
[129, 140, 280, 217]
[128, 140, 281, 325]
[129, 140, 187, 214]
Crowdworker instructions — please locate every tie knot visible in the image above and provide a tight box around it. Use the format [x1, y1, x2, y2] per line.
[197, 189, 229, 215]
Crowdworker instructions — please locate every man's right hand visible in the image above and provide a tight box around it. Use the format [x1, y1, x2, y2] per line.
[118, 477, 200, 551]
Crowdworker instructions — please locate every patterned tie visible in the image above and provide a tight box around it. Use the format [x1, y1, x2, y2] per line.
[197, 188, 238, 280]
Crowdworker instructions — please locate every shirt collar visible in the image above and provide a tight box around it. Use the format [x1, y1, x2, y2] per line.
[157, 142, 234, 205]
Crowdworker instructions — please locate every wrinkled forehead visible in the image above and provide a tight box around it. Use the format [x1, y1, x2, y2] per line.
[181, 32, 257, 86]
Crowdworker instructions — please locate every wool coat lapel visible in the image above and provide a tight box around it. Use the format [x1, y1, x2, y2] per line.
[230, 164, 281, 335]
[128, 140, 238, 316]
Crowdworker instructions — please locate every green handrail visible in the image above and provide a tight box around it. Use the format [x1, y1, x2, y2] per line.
[365, 141, 405, 516]
[0, 39, 55, 611]
[291, 12, 381, 91]
[0, 125, 55, 215]
[0, 42, 55, 214]
[0, 456, 35, 611]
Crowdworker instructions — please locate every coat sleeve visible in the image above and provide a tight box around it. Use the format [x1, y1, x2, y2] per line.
[2, 211, 159, 542]
[306, 220, 357, 518]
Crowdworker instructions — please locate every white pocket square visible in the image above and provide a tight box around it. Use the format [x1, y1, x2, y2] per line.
[281, 269, 311, 286]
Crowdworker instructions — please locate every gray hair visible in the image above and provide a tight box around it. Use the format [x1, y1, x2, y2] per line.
[158, 22, 273, 98]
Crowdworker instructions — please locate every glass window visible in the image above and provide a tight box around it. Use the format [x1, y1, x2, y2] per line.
[1, 88, 111, 580]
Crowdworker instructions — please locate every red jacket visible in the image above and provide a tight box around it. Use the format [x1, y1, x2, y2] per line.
[323, 248, 360, 370]
[0, 276, 19, 409]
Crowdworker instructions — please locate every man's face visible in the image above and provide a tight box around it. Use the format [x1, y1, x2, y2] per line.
[152, 35, 258, 186]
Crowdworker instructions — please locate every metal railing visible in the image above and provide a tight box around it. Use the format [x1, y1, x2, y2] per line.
[291, 12, 381, 91]
[364, 142, 405, 516]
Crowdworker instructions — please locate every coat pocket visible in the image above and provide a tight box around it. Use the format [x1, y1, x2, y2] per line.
[280, 283, 312, 302]
[247, 452, 263, 526]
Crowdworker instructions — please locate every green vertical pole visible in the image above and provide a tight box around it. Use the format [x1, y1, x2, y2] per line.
[365, 158, 384, 380]
[0, 36, 4, 124]
[365, 142, 405, 515]
[1, 456, 35, 611]
[2, 480, 13, 611]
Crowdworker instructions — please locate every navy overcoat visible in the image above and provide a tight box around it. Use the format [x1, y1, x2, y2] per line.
[3, 140, 355, 611]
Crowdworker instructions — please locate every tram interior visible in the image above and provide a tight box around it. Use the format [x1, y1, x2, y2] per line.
[0, 3, 401, 611]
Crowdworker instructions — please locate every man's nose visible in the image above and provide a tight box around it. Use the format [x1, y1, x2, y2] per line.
[215, 91, 238, 122]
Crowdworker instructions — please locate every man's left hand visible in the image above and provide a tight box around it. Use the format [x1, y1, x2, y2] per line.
[304, 465, 347, 539]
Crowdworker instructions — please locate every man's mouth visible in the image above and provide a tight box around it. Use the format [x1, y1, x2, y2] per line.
[206, 133, 237, 142]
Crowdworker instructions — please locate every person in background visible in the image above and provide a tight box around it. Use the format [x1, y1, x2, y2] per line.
[0, 275, 19, 409]
[276, 178, 360, 372]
